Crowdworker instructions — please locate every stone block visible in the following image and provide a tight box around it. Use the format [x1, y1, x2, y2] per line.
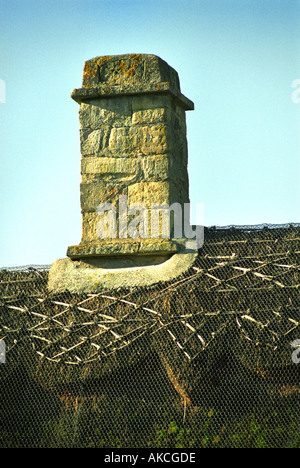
[107, 125, 172, 157]
[132, 107, 170, 126]
[80, 127, 110, 156]
[81, 156, 141, 182]
[79, 97, 132, 130]
[128, 181, 170, 207]
[141, 155, 169, 181]
[81, 54, 180, 94]
[80, 180, 126, 213]
[131, 94, 172, 112]
[67, 238, 179, 259]
[108, 127, 131, 156]
[48, 249, 198, 293]
[81, 212, 100, 243]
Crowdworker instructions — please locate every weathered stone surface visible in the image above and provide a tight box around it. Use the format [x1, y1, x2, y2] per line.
[79, 97, 132, 130]
[71, 54, 194, 111]
[71, 83, 194, 111]
[80, 127, 110, 156]
[58, 57, 196, 272]
[81, 212, 101, 243]
[67, 238, 179, 259]
[81, 155, 169, 183]
[48, 250, 198, 293]
[82, 54, 180, 90]
[140, 155, 169, 181]
[75, 54, 193, 248]
[108, 125, 172, 157]
[80, 180, 126, 213]
[127, 181, 170, 206]
[49, 53, 199, 293]
[80, 123, 174, 157]
[131, 94, 172, 112]
[132, 107, 170, 126]
[81, 157, 140, 180]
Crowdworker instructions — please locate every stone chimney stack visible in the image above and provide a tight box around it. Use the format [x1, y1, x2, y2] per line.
[48, 54, 201, 293]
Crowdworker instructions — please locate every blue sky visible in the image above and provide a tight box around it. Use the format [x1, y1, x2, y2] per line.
[0, 0, 299, 267]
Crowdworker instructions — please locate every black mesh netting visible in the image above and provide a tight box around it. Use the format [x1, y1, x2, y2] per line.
[0, 224, 300, 448]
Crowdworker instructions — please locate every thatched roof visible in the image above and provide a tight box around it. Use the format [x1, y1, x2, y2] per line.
[0, 224, 299, 396]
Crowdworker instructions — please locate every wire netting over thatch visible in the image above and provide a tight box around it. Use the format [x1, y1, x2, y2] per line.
[0, 224, 299, 448]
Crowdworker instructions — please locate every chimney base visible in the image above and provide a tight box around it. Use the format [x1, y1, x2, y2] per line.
[48, 243, 198, 293]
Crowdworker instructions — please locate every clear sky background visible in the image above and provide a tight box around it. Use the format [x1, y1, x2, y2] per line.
[0, 0, 299, 267]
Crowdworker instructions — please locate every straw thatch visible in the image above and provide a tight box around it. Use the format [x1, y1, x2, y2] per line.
[0, 224, 299, 401]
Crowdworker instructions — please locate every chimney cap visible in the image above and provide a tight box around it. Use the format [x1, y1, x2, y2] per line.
[71, 53, 194, 110]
